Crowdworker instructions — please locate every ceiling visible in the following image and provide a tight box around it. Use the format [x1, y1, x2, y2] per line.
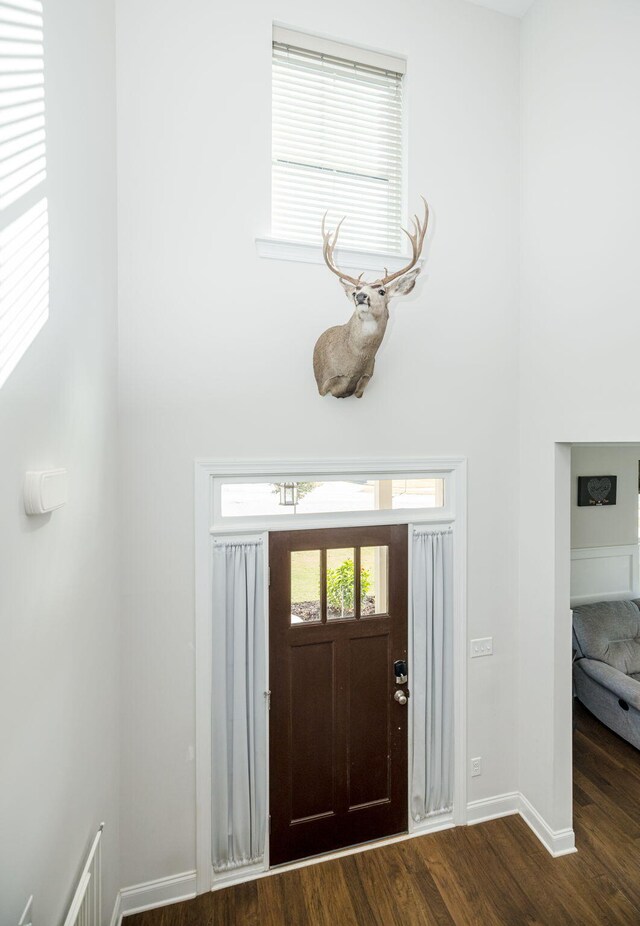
[463, 0, 535, 17]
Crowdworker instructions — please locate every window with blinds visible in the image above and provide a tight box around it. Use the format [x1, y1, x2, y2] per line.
[272, 30, 405, 255]
[0, 0, 49, 390]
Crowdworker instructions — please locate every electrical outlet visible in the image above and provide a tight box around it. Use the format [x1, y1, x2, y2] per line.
[471, 757, 482, 777]
[18, 896, 33, 926]
[470, 637, 493, 658]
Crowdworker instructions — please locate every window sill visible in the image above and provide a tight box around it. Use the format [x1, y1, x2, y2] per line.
[255, 236, 422, 275]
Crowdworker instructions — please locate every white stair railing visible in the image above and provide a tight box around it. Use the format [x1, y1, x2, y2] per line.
[62, 823, 104, 926]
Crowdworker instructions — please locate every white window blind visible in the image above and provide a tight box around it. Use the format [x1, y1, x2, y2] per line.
[0, 0, 49, 390]
[272, 32, 405, 254]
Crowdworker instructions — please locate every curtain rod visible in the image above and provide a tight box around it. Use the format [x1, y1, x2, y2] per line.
[412, 526, 453, 536]
[213, 538, 264, 547]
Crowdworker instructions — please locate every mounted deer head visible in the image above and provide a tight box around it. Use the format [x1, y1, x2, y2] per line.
[313, 197, 429, 399]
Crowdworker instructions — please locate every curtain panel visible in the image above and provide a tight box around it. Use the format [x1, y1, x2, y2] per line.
[211, 538, 267, 872]
[411, 528, 454, 822]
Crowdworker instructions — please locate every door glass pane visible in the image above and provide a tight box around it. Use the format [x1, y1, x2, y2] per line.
[291, 550, 321, 624]
[326, 548, 355, 621]
[360, 546, 389, 616]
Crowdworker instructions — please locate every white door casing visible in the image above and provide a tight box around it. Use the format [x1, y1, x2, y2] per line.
[194, 458, 468, 893]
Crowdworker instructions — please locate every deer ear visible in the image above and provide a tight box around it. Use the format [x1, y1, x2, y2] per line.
[340, 279, 355, 300]
[388, 267, 421, 298]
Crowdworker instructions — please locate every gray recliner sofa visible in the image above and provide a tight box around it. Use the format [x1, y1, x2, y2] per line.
[572, 599, 640, 750]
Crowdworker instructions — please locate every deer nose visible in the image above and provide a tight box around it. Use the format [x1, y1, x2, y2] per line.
[355, 292, 369, 305]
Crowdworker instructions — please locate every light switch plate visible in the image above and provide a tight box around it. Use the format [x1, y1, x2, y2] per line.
[470, 637, 493, 658]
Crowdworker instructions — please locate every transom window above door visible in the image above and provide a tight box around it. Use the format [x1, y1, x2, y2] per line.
[219, 477, 445, 521]
[207, 461, 459, 531]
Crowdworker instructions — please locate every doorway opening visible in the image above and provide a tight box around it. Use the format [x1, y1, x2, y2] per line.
[194, 458, 467, 893]
[570, 443, 640, 864]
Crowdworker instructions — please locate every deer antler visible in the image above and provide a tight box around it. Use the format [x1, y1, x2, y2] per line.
[374, 196, 429, 286]
[321, 213, 364, 287]
[322, 197, 429, 287]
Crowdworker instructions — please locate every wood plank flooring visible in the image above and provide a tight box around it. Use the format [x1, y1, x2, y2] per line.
[126, 701, 640, 925]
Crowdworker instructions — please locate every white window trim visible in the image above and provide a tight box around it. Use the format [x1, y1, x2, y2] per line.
[194, 456, 468, 894]
[269, 26, 408, 263]
[255, 236, 421, 273]
[272, 25, 406, 75]
[0, 4, 50, 390]
[208, 459, 457, 533]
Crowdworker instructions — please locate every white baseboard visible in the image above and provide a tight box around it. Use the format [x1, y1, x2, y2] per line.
[466, 791, 519, 825]
[108, 797, 574, 921]
[518, 794, 577, 857]
[108, 816, 456, 918]
[467, 791, 576, 857]
[111, 870, 197, 922]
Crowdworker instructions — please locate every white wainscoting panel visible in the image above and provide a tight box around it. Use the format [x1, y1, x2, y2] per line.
[570, 544, 639, 607]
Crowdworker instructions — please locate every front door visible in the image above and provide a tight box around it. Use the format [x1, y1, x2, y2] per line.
[269, 525, 408, 866]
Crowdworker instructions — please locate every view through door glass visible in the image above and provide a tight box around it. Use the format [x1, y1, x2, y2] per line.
[269, 524, 408, 866]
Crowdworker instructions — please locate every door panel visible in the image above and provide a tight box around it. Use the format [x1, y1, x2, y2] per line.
[290, 640, 336, 821]
[348, 633, 390, 808]
[269, 525, 408, 866]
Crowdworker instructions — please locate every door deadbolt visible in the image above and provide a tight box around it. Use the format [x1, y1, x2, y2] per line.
[394, 659, 408, 685]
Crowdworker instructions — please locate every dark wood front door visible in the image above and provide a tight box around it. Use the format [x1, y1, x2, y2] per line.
[269, 525, 408, 866]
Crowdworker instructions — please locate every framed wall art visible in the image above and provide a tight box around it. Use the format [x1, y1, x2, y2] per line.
[577, 475, 617, 507]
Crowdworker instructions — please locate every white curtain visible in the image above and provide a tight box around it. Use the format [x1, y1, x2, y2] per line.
[211, 538, 267, 871]
[411, 528, 454, 822]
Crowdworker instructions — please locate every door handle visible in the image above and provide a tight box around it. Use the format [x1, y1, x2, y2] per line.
[394, 689, 408, 705]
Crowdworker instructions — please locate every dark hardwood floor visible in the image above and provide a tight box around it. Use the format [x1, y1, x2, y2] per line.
[127, 701, 640, 925]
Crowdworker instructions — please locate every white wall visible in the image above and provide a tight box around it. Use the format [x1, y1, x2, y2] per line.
[116, 0, 521, 885]
[0, 0, 119, 922]
[520, 0, 640, 834]
[8, 0, 640, 907]
[571, 445, 639, 550]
